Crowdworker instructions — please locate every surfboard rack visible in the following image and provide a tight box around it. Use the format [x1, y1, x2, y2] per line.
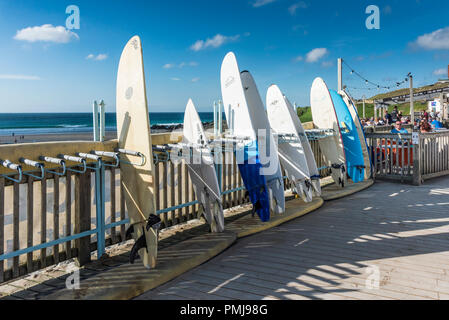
[115, 149, 146, 167]
[92, 151, 120, 168]
[58, 154, 87, 174]
[19, 158, 46, 180]
[39, 156, 67, 176]
[305, 129, 337, 141]
[0, 160, 23, 183]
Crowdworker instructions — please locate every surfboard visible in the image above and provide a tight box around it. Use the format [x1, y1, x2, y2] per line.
[339, 90, 372, 180]
[329, 89, 365, 183]
[220, 52, 280, 222]
[116, 36, 159, 268]
[182, 99, 224, 232]
[310, 77, 347, 188]
[266, 84, 315, 202]
[239, 71, 285, 215]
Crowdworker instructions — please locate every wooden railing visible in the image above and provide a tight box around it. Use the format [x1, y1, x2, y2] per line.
[365, 130, 449, 185]
[0, 137, 330, 283]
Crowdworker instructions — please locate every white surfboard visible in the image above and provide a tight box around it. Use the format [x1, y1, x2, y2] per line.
[267, 84, 320, 201]
[240, 71, 285, 215]
[221, 52, 284, 222]
[339, 90, 372, 180]
[182, 99, 224, 232]
[310, 78, 347, 188]
[116, 36, 159, 268]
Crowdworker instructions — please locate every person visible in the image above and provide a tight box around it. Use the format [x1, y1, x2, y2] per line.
[391, 121, 409, 134]
[384, 110, 392, 125]
[398, 110, 403, 121]
[423, 110, 429, 121]
[391, 106, 399, 123]
[431, 117, 444, 129]
[420, 121, 432, 133]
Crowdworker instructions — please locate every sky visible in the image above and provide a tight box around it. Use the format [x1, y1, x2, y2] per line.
[1, 0, 449, 113]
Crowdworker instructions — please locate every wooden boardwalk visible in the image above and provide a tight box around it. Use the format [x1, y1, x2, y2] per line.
[136, 176, 449, 300]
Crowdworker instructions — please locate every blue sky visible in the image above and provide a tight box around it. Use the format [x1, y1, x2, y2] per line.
[1, 0, 449, 112]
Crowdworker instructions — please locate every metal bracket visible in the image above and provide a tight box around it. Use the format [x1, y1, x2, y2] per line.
[115, 149, 146, 166]
[58, 154, 87, 174]
[0, 160, 23, 183]
[39, 156, 67, 176]
[19, 158, 45, 180]
[92, 151, 120, 168]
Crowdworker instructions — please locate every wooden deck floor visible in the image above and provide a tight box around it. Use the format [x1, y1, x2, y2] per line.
[136, 176, 449, 300]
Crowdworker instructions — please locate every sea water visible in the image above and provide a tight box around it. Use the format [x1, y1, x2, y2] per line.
[0, 112, 218, 136]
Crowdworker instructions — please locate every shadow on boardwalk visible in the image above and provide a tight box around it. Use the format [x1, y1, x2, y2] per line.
[137, 176, 449, 300]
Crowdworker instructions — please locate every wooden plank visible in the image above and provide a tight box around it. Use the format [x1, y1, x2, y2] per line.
[120, 175, 126, 241]
[40, 176, 47, 268]
[110, 167, 116, 244]
[162, 161, 168, 228]
[74, 171, 91, 266]
[53, 174, 60, 263]
[154, 161, 160, 215]
[233, 152, 237, 207]
[13, 179, 20, 278]
[189, 166, 196, 219]
[177, 162, 182, 224]
[170, 161, 175, 226]
[65, 171, 72, 259]
[227, 153, 232, 208]
[27, 177, 34, 273]
[183, 162, 189, 222]
[0, 178, 4, 282]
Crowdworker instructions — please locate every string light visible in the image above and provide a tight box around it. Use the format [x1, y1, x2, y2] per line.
[343, 59, 411, 92]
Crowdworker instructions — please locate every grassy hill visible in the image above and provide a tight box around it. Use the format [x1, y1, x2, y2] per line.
[295, 101, 427, 123]
[297, 107, 313, 123]
[354, 101, 427, 119]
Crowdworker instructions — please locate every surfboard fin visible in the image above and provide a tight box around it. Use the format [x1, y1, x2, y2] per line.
[125, 225, 134, 240]
[129, 215, 161, 264]
[251, 201, 262, 218]
[129, 233, 146, 264]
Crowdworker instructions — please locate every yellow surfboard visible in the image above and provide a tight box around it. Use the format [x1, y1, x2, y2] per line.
[116, 36, 158, 269]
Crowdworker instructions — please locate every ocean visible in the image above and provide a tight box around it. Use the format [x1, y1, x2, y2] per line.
[0, 112, 218, 136]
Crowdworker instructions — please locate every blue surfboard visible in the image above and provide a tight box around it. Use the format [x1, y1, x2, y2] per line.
[329, 90, 365, 183]
[220, 52, 275, 222]
[237, 140, 271, 222]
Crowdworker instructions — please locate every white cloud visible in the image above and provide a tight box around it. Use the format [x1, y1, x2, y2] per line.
[171, 77, 181, 81]
[163, 63, 175, 69]
[190, 34, 240, 51]
[0, 74, 41, 80]
[252, 0, 276, 8]
[14, 24, 79, 43]
[413, 27, 449, 50]
[321, 61, 334, 68]
[191, 77, 200, 82]
[433, 68, 447, 76]
[294, 56, 303, 62]
[305, 48, 329, 63]
[289, 1, 307, 15]
[86, 54, 108, 61]
[95, 54, 108, 61]
[164, 62, 198, 69]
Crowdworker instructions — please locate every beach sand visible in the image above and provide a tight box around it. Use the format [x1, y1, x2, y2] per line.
[0, 132, 117, 144]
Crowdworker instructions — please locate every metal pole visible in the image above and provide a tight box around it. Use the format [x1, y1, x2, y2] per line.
[95, 161, 105, 258]
[93, 101, 99, 142]
[99, 100, 106, 142]
[213, 101, 218, 137]
[218, 100, 223, 135]
[410, 75, 414, 125]
[338, 58, 343, 92]
[362, 95, 366, 119]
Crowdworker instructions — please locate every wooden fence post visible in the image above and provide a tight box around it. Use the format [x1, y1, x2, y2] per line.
[413, 134, 422, 186]
[75, 171, 91, 266]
